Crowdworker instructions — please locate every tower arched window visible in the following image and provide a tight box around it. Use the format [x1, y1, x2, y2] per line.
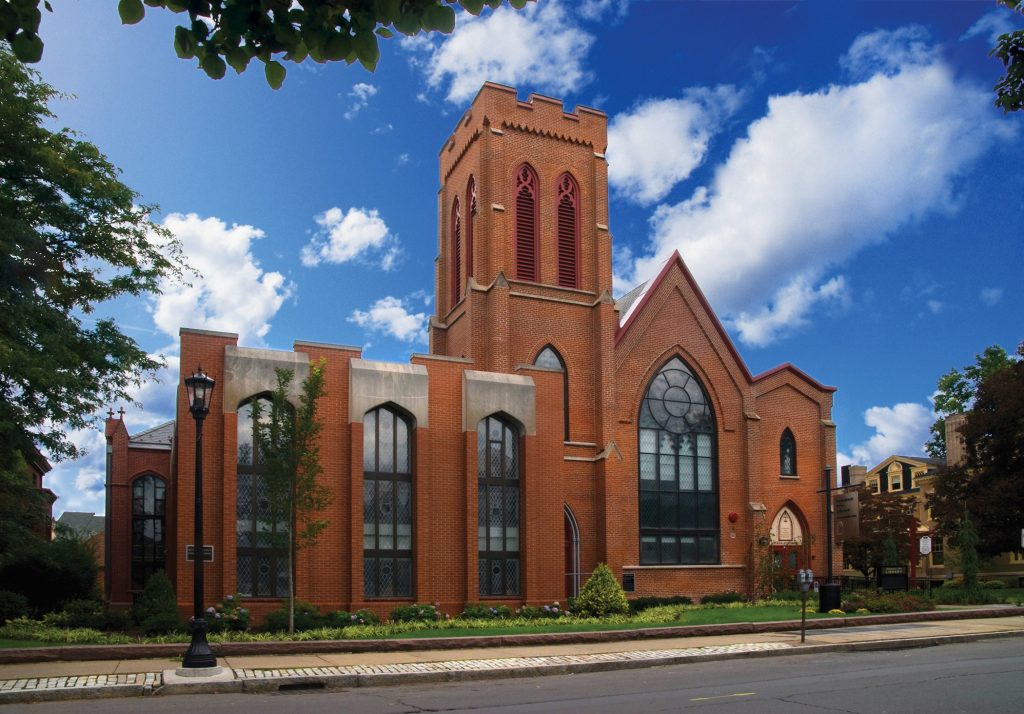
[450, 198, 462, 305]
[514, 164, 538, 282]
[478, 415, 520, 596]
[131, 474, 166, 590]
[466, 176, 476, 281]
[556, 172, 579, 289]
[638, 357, 719, 564]
[363, 406, 414, 599]
[236, 396, 289, 598]
[780, 428, 796, 476]
[535, 345, 569, 441]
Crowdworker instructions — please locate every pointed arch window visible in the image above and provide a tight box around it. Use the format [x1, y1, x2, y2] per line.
[535, 345, 569, 441]
[478, 415, 520, 596]
[131, 474, 166, 590]
[450, 198, 462, 305]
[556, 173, 579, 288]
[363, 406, 413, 599]
[514, 164, 538, 282]
[780, 428, 796, 476]
[236, 396, 289, 598]
[466, 176, 476, 281]
[638, 357, 718, 564]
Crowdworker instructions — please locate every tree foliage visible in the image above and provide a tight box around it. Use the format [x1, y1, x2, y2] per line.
[925, 345, 1016, 459]
[928, 344, 1024, 558]
[571, 563, 629, 617]
[842, 486, 916, 581]
[0, 48, 182, 478]
[994, 1, 1024, 113]
[2, 1, 532, 89]
[251, 363, 329, 633]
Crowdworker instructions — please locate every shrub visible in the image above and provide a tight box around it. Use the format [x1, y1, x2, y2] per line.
[981, 580, 1006, 590]
[206, 594, 249, 633]
[45, 599, 106, 630]
[700, 590, 745, 605]
[0, 538, 98, 615]
[842, 591, 934, 613]
[828, 609, 845, 615]
[323, 608, 379, 627]
[572, 564, 629, 618]
[263, 601, 327, 632]
[0, 590, 29, 624]
[516, 602, 567, 619]
[929, 585, 997, 605]
[628, 595, 693, 614]
[132, 571, 182, 635]
[390, 603, 442, 623]
[461, 603, 512, 619]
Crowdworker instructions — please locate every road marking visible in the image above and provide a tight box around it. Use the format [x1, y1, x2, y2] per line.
[691, 693, 756, 701]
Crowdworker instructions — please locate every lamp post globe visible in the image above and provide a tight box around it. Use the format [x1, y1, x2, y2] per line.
[182, 367, 217, 669]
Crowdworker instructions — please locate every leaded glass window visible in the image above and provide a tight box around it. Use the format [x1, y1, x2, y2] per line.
[131, 474, 166, 590]
[364, 406, 413, 599]
[780, 428, 796, 476]
[236, 397, 289, 597]
[638, 357, 719, 564]
[478, 415, 520, 596]
[534, 345, 569, 441]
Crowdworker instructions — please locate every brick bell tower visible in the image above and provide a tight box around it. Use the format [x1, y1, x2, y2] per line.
[431, 82, 618, 450]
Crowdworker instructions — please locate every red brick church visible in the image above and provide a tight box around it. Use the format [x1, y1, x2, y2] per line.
[104, 83, 838, 621]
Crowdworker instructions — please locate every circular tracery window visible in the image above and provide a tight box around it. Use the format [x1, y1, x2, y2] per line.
[640, 358, 711, 435]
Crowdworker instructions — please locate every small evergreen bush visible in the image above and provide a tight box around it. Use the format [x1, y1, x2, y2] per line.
[700, 590, 745, 605]
[0, 590, 29, 624]
[981, 580, 1006, 589]
[390, 603, 442, 623]
[572, 564, 629, 617]
[628, 595, 693, 613]
[460, 603, 512, 619]
[263, 601, 326, 632]
[132, 571, 182, 635]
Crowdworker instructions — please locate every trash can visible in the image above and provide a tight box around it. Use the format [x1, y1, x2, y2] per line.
[818, 583, 842, 613]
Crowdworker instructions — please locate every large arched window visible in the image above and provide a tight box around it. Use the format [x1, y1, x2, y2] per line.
[236, 396, 289, 598]
[780, 428, 796, 476]
[131, 474, 166, 590]
[450, 197, 462, 306]
[514, 163, 538, 282]
[363, 406, 413, 599]
[638, 357, 718, 564]
[478, 415, 520, 596]
[466, 176, 476, 281]
[556, 172, 579, 289]
[534, 345, 569, 441]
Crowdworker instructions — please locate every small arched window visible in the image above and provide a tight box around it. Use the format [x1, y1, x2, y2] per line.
[466, 176, 476, 280]
[450, 198, 462, 306]
[514, 164, 538, 282]
[131, 474, 166, 590]
[556, 173, 579, 288]
[780, 428, 796, 476]
[478, 415, 520, 596]
[535, 345, 569, 441]
[364, 406, 413, 599]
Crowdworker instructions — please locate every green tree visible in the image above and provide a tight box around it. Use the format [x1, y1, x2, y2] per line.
[572, 563, 629, 618]
[925, 345, 1016, 459]
[994, 1, 1024, 113]
[2, 1, 533, 89]
[251, 363, 329, 633]
[841, 486, 916, 582]
[957, 510, 981, 592]
[927, 343, 1024, 558]
[0, 47, 182, 531]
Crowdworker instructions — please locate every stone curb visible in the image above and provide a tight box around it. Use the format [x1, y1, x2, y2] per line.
[1, 606, 1020, 664]
[1, 628, 1021, 704]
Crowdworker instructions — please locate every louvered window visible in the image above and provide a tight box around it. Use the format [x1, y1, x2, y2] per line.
[466, 176, 476, 279]
[556, 173, 579, 288]
[514, 164, 538, 281]
[451, 198, 462, 305]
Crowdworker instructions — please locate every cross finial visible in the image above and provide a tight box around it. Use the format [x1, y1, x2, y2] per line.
[107, 408, 114, 419]
[118, 407, 126, 419]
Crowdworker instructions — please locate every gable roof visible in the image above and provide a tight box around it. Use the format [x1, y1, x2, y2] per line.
[56, 511, 104, 539]
[129, 420, 174, 450]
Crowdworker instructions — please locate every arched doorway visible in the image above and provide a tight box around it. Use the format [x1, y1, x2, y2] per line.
[771, 505, 808, 589]
[563, 505, 580, 599]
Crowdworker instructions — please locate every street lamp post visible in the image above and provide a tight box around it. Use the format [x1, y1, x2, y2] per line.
[818, 464, 842, 612]
[182, 367, 216, 670]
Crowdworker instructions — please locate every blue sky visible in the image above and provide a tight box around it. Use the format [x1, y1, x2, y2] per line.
[34, 1, 1023, 516]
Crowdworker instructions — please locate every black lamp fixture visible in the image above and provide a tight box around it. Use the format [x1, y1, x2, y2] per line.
[182, 366, 217, 669]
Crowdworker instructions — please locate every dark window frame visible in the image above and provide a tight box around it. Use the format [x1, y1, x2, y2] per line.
[478, 415, 521, 596]
[131, 473, 166, 591]
[780, 428, 797, 476]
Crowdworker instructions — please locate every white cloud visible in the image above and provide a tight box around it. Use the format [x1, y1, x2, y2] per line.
[926, 299, 943, 314]
[578, 0, 630, 21]
[840, 25, 936, 79]
[152, 214, 293, 346]
[344, 82, 378, 120]
[371, 123, 393, 135]
[406, 1, 594, 104]
[300, 207, 399, 270]
[838, 402, 933, 468]
[980, 287, 1004, 306]
[395, 153, 411, 169]
[962, 9, 1024, 45]
[622, 28, 1014, 346]
[348, 296, 428, 343]
[608, 86, 743, 205]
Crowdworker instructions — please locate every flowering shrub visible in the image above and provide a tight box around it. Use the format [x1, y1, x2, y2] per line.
[206, 594, 249, 633]
[461, 603, 513, 619]
[516, 602, 566, 619]
[828, 609, 845, 615]
[263, 600, 328, 632]
[390, 603, 442, 623]
[322, 608, 380, 627]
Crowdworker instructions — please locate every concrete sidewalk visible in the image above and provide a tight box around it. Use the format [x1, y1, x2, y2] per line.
[1, 613, 1022, 703]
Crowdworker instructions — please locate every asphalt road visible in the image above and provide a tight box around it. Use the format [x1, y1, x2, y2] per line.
[7, 637, 1023, 713]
